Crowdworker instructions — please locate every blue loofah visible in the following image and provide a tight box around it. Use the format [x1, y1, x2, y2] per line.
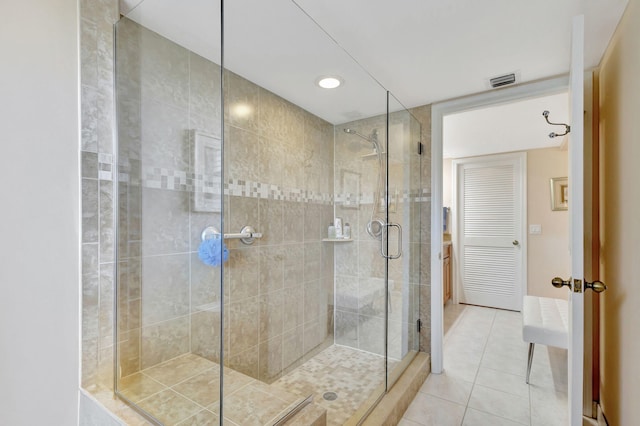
[198, 237, 229, 267]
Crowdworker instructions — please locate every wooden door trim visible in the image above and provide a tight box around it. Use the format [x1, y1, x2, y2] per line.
[591, 70, 601, 412]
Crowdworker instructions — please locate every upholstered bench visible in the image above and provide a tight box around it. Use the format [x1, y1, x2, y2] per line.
[522, 295, 568, 384]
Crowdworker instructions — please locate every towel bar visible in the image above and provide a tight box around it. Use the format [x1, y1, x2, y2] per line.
[201, 225, 262, 245]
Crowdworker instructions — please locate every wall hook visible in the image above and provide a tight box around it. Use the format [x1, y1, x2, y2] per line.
[542, 110, 571, 138]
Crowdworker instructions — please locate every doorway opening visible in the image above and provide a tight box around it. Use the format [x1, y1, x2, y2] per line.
[429, 77, 573, 424]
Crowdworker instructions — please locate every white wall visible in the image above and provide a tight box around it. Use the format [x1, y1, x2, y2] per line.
[0, 1, 80, 424]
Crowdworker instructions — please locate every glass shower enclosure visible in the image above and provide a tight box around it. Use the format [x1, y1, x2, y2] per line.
[114, 0, 424, 424]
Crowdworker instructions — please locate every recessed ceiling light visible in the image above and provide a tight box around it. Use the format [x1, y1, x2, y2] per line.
[317, 76, 342, 89]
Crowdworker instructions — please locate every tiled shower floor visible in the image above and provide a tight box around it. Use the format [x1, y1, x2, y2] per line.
[272, 345, 393, 426]
[118, 345, 392, 425]
[118, 353, 305, 425]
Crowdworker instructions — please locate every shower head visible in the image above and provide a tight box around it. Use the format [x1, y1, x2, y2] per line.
[343, 128, 369, 141]
[343, 128, 380, 150]
[343, 127, 385, 240]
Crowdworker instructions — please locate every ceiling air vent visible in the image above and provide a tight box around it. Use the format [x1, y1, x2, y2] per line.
[489, 73, 516, 88]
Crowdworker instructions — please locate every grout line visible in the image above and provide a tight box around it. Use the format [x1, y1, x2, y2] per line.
[166, 366, 219, 389]
[465, 404, 530, 426]
[481, 365, 527, 378]
[162, 391, 212, 424]
[135, 366, 268, 425]
[186, 51, 194, 359]
[529, 379, 533, 426]
[132, 376, 169, 406]
[404, 306, 557, 426]
[475, 307, 529, 425]
[138, 311, 199, 330]
[461, 405, 470, 426]
[119, 373, 168, 404]
[443, 306, 515, 426]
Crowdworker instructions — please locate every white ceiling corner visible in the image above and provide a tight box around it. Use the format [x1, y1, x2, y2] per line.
[123, 0, 627, 125]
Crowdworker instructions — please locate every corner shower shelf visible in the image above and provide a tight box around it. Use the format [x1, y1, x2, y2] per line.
[322, 238, 353, 242]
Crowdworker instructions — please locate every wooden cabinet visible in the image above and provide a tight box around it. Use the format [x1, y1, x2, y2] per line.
[443, 242, 452, 304]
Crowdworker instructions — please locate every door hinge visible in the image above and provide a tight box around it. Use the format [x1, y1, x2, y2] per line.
[574, 278, 583, 293]
[417, 142, 424, 155]
[417, 318, 422, 332]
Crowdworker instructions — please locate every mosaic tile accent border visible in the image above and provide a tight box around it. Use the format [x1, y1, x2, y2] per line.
[225, 179, 334, 204]
[142, 167, 196, 192]
[97, 153, 113, 181]
[335, 188, 431, 205]
[99, 155, 431, 204]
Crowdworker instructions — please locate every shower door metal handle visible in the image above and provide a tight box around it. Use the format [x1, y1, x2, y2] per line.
[381, 222, 402, 259]
[390, 223, 402, 259]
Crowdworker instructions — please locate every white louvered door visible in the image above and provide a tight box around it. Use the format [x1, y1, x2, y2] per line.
[456, 153, 525, 311]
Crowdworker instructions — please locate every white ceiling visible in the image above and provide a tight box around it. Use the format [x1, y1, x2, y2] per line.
[121, 0, 627, 125]
[443, 92, 569, 159]
[295, 0, 627, 110]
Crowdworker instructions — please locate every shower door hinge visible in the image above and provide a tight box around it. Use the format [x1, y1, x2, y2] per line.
[417, 318, 422, 332]
[417, 142, 424, 155]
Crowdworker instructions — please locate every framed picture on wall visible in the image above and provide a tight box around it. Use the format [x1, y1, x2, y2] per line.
[550, 177, 569, 211]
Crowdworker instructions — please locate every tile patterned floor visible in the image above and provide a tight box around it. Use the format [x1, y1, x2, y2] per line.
[272, 345, 392, 426]
[118, 353, 305, 426]
[401, 304, 569, 426]
[118, 345, 392, 426]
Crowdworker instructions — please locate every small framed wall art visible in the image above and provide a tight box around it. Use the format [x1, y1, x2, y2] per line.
[550, 177, 568, 211]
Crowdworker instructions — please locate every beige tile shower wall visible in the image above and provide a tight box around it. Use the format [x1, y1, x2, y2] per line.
[115, 18, 199, 377]
[217, 72, 335, 383]
[333, 107, 430, 358]
[117, 18, 333, 381]
[81, 1, 428, 396]
[80, 0, 119, 390]
[115, 18, 335, 383]
[84, 10, 334, 391]
[113, 15, 144, 379]
[388, 110, 424, 360]
[334, 114, 387, 356]
[112, 20, 190, 376]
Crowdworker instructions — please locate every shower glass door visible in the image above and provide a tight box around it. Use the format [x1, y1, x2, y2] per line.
[114, 1, 225, 424]
[114, 0, 424, 424]
[222, 0, 389, 423]
[386, 95, 422, 388]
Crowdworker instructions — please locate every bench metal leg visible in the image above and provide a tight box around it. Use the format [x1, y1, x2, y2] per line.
[526, 342, 535, 384]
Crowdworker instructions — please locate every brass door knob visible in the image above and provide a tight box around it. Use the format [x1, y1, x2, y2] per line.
[512, 240, 519, 246]
[585, 280, 607, 293]
[551, 277, 571, 289]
